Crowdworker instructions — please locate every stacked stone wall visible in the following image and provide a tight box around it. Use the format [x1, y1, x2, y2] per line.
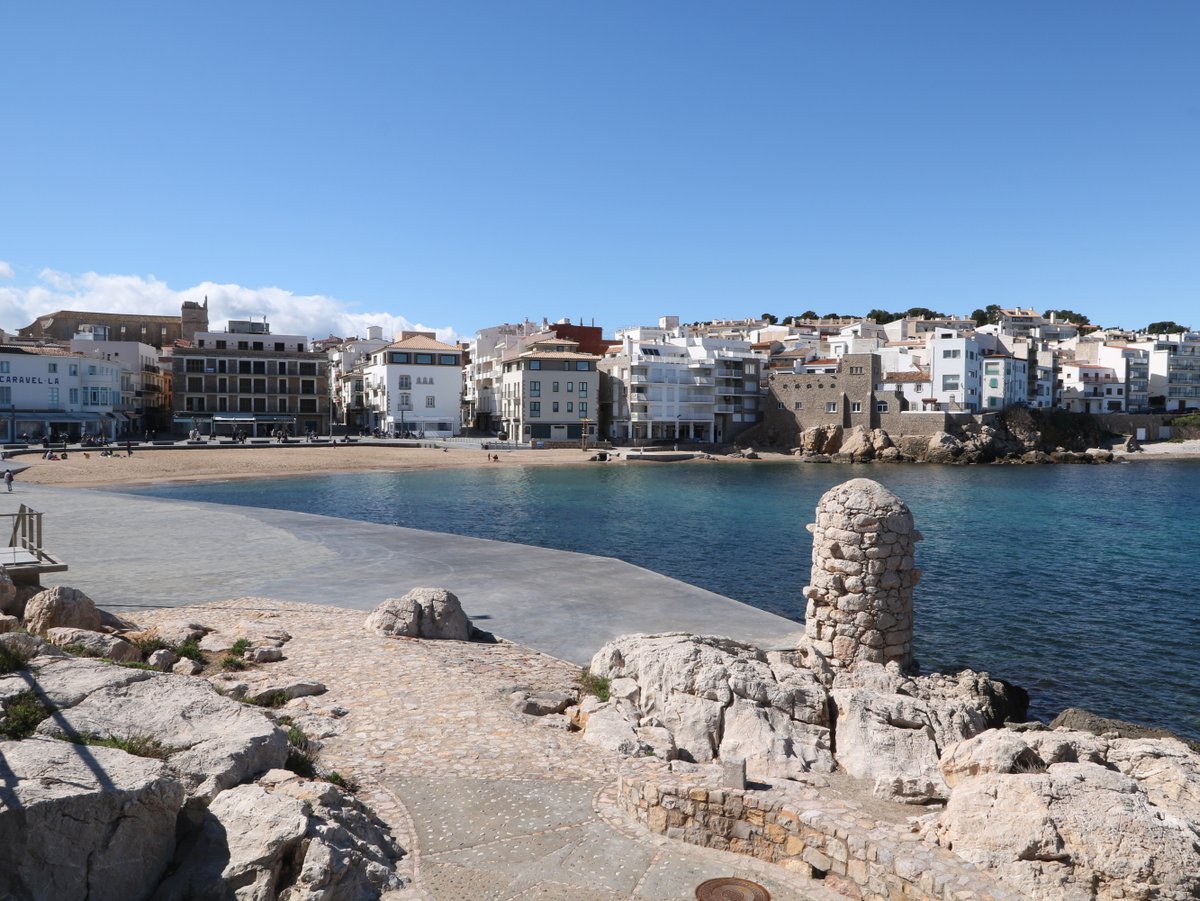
[615, 762, 1019, 901]
[803, 479, 920, 670]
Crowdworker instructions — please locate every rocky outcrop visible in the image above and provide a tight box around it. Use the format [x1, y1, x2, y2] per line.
[0, 567, 20, 617]
[365, 586, 473, 641]
[803, 478, 920, 671]
[923, 431, 964, 464]
[31, 657, 288, 803]
[0, 736, 185, 901]
[154, 773, 405, 901]
[23, 585, 103, 635]
[830, 663, 1018, 803]
[586, 632, 833, 778]
[47, 626, 142, 662]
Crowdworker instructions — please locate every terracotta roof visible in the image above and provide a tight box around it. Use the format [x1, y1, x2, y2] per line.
[386, 335, 461, 353]
[802, 358, 838, 366]
[882, 371, 930, 383]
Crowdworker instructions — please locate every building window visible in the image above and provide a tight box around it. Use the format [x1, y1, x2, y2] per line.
[552, 382, 559, 392]
[69, 388, 79, 404]
[576, 361, 589, 371]
[415, 354, 433, 365]
[578, 381, 587, 396]
[300, 380, 315, 395]
[794, 401, 803, 410]
[942, 376, 960, 391]
[876, 401, 889, 413]
[851, 401, 862, 413]
[552, 402, 560, 412]
[299, 399, 317, 413]
[438, 354, 457, 366]
[567, 382, 574, 392]
[942, 349, 961, 359]
[579, 402, 587, 417]
[275, 343, 285, 352]
[398, 393, 411, 409]
[825, 402, 837, 413]
[69, 364, 78, 376]
[848, 366, 863, 375]
[530, 402, 541, 417]
[48, 363, 57, 373]
[187, 377, 204, 393]
[398, 375, 411, 390]
[567, 402, 574, 412]
[215, 340, 226, 349]
[425, 395, 435, 408]
[48, 387, 59, 405]
[529, 360, 541, 370]
[530, 381, 541, 397]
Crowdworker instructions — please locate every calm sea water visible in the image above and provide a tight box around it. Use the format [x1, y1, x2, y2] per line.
[125, 460, 1200, 739]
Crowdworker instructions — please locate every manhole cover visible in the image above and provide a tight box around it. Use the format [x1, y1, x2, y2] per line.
[695, 877, 771, 901]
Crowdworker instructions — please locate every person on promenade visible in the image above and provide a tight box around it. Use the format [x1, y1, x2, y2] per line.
[4, 470, 12, 492]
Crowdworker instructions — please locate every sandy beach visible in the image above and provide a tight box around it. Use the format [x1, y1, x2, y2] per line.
[12, 435, 1200, 489]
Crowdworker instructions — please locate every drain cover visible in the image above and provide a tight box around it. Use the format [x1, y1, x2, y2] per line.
[694, 877, 771, 901]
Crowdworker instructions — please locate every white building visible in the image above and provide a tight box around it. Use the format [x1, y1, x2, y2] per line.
[1129, 332, 1200, 412]
[981, 353, 1029, 411]
[0, 346, 122, 442]
[68, 335, 167, 434]
[1059, 361, 1126, 413]
[600, 317, 764, 444]
[363, 334, 463, 437]
[926, 333, 983, 412]
[499, 333, 599, 445]
[328, 326, 391, 431]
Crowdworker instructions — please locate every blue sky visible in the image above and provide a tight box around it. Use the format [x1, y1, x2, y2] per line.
[1, 1, 1196, 339]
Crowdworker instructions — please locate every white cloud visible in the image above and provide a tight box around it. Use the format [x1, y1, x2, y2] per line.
[0, 269, 458, 345]
[0, 261, 14, 279]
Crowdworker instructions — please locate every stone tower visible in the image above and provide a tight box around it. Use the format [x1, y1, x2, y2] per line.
[180, 296, 209, 344]
[803, 478, 921, 671]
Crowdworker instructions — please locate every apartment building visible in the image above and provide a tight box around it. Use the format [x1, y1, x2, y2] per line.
[1130, 332, 1200, 412]
[1059, 361, 1125, 413]
[68, 336, 168, 434]
[499, 333, 599, 444]
[0, 345, 122, 442]
[926, 334, 983, 412]
[327, 327, 391, 431]
[361, 334, 463, 437]
[171, 320, 329, 437]
[980, 354, 1029, 411]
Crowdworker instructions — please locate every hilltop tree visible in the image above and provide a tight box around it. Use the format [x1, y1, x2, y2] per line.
[866, 308, 901, 324]
[1145, 320, 1189, 334]
[970, 304, 1002, 327]
[1043, 309, 1091, 325]
[761, 312, 778, 325]
[904, 306, 946, 320]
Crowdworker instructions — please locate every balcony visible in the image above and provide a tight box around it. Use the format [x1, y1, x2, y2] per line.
[714, 404, 736, 413]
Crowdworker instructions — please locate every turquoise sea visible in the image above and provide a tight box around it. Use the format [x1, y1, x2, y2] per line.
[126, 460, 1200, 739]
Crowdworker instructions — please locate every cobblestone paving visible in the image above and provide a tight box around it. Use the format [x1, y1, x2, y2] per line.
[138, 599, 838, 900]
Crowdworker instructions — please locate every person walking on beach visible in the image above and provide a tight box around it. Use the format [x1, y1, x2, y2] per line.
[3, 470, 12, 492]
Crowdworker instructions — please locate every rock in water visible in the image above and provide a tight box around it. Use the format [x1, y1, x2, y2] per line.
[364, 587, 472, 641]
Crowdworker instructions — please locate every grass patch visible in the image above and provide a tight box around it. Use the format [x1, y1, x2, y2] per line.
[132, 636, 173, 658]
[0, 643, 29, 675]
[111, 660, 155, 671]
[325, 771, 356, 791]
[230, 637, 252, 657]
[221, 655, 247, 671]
[1, 691, 52, 739]
[246, 690, 289, 709]
[282, 721, 317, 777]
[68, 733, 170, 760]
[59, 643, 99, 658]
[176, 638, 203, 662]
[578, 668, 610, 702]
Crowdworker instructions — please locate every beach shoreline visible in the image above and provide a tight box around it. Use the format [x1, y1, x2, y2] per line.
[11, 437, 1200, 489]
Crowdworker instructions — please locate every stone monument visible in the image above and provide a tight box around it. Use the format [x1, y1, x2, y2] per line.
[803, 478, 920, 671]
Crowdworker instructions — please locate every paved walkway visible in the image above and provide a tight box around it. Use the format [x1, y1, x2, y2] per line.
[136, 600, 836, 900]
[9, 484, 805, 665]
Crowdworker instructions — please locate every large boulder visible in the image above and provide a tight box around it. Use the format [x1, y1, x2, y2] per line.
[0, 736, 184, 901]
[154, 774, 405, 900]
[923, 431, 964, 464]
[47, 626, 142, 663]
[928, 761, 1200, 899]
[836, 425, 876, 462]
[587, 633, 833, 778]
[34, 661, 288, 803]
[830, 663, 1018, 803]
[0, 567, 19, 617]
[23, 586, 103, 635]
[365, 587, 472, 641]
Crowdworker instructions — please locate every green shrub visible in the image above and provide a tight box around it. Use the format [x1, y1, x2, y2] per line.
[1, 691, 52, 739]
[578, 668, 610, 702]
[176, 638, 203, 662]
[132, 636, 173, 658]
[67, 733, 169, 760]
[325, 771, 356, 791]
[221, 655, 247, 671]
[230, 638, 252, 657]
[0, 643, 29, 675]
[282, 722, 316, 777]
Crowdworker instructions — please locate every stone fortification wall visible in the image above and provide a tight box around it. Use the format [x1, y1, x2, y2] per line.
[875, 410, 951, 438]
[803, 479, 919, 671]
[615, 762, 1018, 901]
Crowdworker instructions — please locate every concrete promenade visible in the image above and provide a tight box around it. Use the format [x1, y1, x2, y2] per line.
[8, 484, 805, 665]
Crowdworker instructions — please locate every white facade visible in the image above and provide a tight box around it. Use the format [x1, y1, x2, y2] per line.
[1130, 333, 1200, 412]
[465, 321, 546, 432]
[1059, 362, 1125, 413]
[363, 335, 463, 437]
[499, 335, 599, 444]
[0, 347, 121, 441]
[926, 334, 983, 412]
[981, 354, 1029, 410]
[328, 326, 390, 429]
[601, 321, 764, 444]
[68, 337, 166, 433]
